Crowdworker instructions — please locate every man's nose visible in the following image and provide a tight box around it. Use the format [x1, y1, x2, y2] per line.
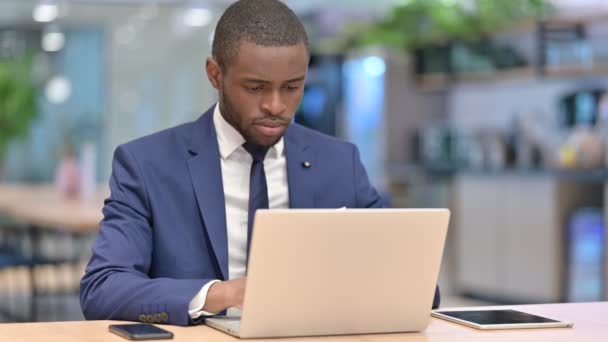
[260, 91, 287, 116]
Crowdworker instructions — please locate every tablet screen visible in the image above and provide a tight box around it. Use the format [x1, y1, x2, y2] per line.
[435, 309, 561, 325]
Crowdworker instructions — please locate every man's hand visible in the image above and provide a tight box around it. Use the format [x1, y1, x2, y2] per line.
[203, 277, 246, 313]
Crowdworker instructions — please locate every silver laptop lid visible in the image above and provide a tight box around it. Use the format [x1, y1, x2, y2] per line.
[239, 208, 450, 338]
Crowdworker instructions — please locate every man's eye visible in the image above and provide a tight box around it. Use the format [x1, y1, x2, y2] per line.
[285, 85, 300, 91]
[247, 86, 263, 93]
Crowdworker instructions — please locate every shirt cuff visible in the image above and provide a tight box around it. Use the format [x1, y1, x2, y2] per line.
[188, 280, 222, 319]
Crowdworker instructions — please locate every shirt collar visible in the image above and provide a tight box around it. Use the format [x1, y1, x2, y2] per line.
[213, 103, 284, 160]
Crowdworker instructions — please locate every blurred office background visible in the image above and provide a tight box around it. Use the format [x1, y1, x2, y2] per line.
[0, 0, 606, 322]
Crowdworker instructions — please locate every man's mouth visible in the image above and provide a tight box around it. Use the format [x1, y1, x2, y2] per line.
[253, 117, 288, 137]
[255, 122, 285, 136]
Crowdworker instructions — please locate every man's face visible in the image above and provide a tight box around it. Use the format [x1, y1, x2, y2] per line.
[207, 41, 309, 147]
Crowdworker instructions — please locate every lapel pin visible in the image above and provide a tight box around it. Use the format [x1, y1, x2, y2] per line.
[302, 161, 311, 168]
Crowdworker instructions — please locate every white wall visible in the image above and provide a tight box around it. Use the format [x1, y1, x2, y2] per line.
[65, 3, 219, 180]
[0, 2, 220, 181]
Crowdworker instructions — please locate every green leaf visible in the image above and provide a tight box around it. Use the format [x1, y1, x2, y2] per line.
[347, 0, 552, 50]
[0, 57, 38, 159]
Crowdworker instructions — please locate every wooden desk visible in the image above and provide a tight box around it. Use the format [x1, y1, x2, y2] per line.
[1, 302, 606, 341]
[0, 184, 107, 233]
[0, 184, 108, 321]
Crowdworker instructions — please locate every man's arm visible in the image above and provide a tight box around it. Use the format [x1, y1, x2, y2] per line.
[351, 145, 441, 309]
[80, 145, 212, 326]
[351, 145, 384, 209]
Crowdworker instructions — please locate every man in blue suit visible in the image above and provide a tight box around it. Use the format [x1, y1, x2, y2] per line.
[80, 0, 439, 326]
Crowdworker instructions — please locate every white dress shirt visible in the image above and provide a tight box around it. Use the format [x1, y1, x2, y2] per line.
[188, 104, 289, 319]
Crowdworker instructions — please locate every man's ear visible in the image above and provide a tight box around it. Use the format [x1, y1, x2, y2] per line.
[206, 58, 222, 89]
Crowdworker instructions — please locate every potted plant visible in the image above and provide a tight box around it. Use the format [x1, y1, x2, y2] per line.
[0, 57, 38, 178]
[349, 0, 551, 78]
[354, 0, 549, 49]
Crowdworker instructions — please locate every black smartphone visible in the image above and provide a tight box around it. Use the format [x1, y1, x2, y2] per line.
[109, 323, 174, 340]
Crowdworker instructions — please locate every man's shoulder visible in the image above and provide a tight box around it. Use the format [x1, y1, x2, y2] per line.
[288, 123, 355, 151]
[118, 120, 195, 156]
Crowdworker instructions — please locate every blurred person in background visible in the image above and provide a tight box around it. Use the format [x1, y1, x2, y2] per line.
[80, 0, 438, 326]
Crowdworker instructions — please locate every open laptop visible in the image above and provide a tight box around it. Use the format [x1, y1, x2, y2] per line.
[205, 208, 450, 338]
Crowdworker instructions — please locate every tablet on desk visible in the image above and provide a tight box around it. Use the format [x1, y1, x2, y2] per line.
[432, 309, 573, 330]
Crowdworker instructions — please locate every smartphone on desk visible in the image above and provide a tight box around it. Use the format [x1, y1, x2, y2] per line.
[109, 323, 174, 340]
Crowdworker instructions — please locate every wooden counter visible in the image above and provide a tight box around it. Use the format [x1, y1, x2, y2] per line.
[0, 302, 606, 342]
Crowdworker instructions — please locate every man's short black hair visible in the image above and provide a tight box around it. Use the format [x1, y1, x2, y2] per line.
[212, 0, 309, 71]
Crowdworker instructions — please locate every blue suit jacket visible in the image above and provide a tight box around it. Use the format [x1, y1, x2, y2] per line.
[80, 107, 439, 326]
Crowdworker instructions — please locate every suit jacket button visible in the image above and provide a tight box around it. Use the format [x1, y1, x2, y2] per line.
[139, 314, 147, 322]
[160, 312, 169, 322]
[146, 314, 154, 322]
[153, 313, 162, 323]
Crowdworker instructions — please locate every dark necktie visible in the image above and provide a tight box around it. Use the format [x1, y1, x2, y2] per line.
[242, 143, 269, 262]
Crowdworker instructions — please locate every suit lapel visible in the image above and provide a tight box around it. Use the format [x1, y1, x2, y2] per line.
[285, 126, 316, 209]
[186, 107, 229, 280]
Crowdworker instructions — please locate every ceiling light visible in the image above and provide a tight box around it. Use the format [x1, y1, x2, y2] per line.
[183, 8, 212, 27]
[42, 30, 65, 52]
[363, 56, 386, 77]
[45, 76, 71, 104]
[33, 3, 58, 23]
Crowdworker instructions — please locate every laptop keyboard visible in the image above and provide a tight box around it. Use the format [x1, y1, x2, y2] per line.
[208, 317, 241, 333]
[223, 318, 241, 330]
